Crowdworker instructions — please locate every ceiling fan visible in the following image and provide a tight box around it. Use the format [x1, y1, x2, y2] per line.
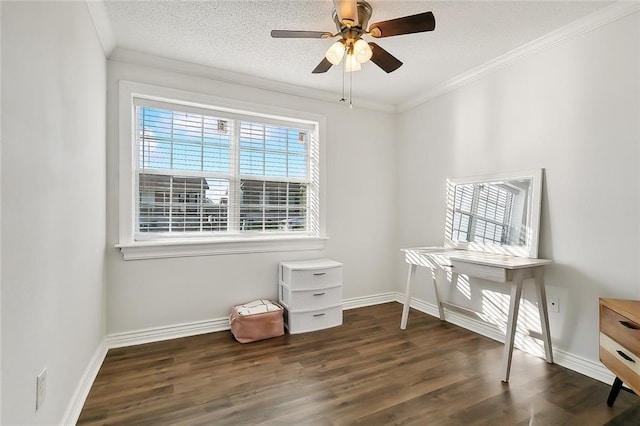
[270, 0, 436, 74]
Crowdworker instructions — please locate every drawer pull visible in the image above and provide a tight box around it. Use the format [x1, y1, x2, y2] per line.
[313, 313, 326, 317]
[313, 272, 326, 276]
[616, 350, 636, 363]
[313, 292, 326, 296]
[619, 320, 639, 330]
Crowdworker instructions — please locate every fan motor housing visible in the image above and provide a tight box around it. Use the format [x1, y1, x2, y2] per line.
[332, 0, 372, 33]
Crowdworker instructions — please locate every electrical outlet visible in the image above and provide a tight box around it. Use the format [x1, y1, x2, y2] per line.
[36, 368, 47, 411]
[549, 297, 560, 313]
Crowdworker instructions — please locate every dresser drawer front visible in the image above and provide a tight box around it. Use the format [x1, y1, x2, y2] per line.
[451, 260, 508, 282]
[600, 305, 640, 356]
[282, 284, 342, 309]
[284, 266, 342, 289]
[599, 332, 640, 395]
[286, 305, 342, 334]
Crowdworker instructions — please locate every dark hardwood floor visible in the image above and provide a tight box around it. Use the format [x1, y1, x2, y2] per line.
[78, 303, 640, 425]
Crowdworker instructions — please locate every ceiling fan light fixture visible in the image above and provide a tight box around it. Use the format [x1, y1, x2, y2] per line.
[271, 0, 436, 105]
[325, 40, 346, 65]
[345, 54, 361, 72]
[353, 38, 372, 63]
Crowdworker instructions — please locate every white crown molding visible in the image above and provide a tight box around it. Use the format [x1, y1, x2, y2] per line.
[109, 48, 395, 113]
[86, 1, 638, 114]
[398, 1, 640, 112]
[61, 341, 108, 426]
[85, 0, 116, 57]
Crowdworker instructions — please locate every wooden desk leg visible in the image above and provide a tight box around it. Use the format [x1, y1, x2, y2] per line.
[534, 268, 553, 364]
[502, 272, 524, 383]
[400, 264, 417, 330]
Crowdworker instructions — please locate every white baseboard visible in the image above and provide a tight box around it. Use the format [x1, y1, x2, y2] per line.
[105, 293, 398, 348]
[393, 291, 616, 386]
[404, 293, 508, 343]
[104, 292, 615, 386]
[61, 294, 417, 425]
[553, 347, 616, 385]
[107, 317, 231, 349]
[69, 291, 614, 425]
[343, 292, 397, 310]
[61, 341, 108, 425]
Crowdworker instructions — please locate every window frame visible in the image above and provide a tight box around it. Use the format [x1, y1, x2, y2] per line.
[116, 81, 327, 260]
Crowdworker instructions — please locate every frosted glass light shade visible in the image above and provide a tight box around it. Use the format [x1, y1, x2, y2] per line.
[325, 41, 345, 65]
[353, 39, 372, 64]
[345, 54, 361, 72]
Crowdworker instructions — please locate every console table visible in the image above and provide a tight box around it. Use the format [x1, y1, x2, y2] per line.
[400, 247, 554, 382]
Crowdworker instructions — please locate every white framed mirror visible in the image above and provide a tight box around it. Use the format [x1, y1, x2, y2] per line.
[444, 169, 543, 258]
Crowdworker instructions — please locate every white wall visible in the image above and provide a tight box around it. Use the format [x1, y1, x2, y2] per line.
[106, 59, 397, 335]
[396, 11, 640, 364]
[0, 2, 3, 421]
[1, 2, 107, 424]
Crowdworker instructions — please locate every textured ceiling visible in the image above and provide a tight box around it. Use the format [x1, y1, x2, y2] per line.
[103, 0, 613, 107]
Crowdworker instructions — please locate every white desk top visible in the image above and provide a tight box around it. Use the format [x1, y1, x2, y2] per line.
[402, 246, 552, 270]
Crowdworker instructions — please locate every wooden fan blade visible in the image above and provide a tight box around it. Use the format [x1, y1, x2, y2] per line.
[369, 11, 435, 38]
[312, 57, 333, 74]
[333, 0, 358, 26]
[271, 30, 333, 39]
[369, 42, 402, 73]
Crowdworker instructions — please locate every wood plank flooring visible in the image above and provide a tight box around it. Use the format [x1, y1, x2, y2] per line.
[78, 303, 640, 425]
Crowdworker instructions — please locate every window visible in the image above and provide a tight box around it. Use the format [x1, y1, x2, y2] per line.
[117, 82, 325, 259]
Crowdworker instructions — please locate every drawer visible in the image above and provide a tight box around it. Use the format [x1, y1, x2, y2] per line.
[285, 305, 342, 334]
[282, 265, 343, 289]
[599, 332, 640, 395]
[280, 283, 342, 309]
[451, 260, 509, 282]
[600, 305, 640, 356]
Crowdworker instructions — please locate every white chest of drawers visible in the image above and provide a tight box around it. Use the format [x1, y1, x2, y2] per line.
[279, 259, 343, 334]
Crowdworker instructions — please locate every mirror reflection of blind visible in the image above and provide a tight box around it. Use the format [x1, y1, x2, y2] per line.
[451, 183, 515, 245]
[452, 185, 474, 241]
[474, 184, 514, 244]
[136, 104, 314, 236]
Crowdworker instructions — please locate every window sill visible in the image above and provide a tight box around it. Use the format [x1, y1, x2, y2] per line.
[116, 236, 328, 260]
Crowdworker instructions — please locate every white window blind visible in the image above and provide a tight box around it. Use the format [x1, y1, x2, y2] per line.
[451, 184, 514, 245]
[134, 99, 319, 240]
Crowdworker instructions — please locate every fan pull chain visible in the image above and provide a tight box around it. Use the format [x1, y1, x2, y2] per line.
[340, 45, 347, 104]
[350, 65, 354, 109]
[338, 45, 353, 108]
[341, 59, 346, 103]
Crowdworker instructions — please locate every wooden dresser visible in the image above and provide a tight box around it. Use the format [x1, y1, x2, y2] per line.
[599, 298, 640, 406]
